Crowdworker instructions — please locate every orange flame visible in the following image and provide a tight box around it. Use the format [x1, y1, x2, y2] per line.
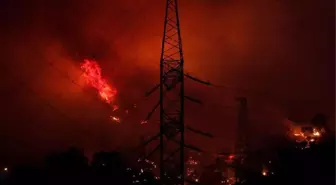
[80, 59, 117, 104]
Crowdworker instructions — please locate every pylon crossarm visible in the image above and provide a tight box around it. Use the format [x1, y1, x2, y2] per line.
[184, 73, 211, 86]
[186, 126, 213, 138]
[141, 133, 160, 147]
[163, 148, 181, 162]
[144, 101, 160, 121]
[146, 84, 160, 97]
[142, 144, 161, 159]
[171, 139, 203, 152]
[184, 143, 203, 152]
[184, 95, 202, 104]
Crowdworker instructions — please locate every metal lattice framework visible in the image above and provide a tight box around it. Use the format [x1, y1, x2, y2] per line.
[159, 0, 185, 184]
[140, 1, 213, 185]
[234, 97, 248, 183]
[236, 97, 248, 155]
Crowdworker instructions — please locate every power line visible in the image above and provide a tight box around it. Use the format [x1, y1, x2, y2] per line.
[44, 55, 285, 122]
[45, 60, 150, 120]
[0, 66, 77, 125]
[0, 62, 109, 127]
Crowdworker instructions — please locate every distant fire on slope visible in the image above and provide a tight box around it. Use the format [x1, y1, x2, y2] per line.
[80, 59, 147, 125]
[284, 118, 326, 148]
[80, 59, 117, 104]
[80, 59, 121, 123]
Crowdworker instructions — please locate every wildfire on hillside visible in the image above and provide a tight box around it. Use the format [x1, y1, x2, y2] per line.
[80, 59, 117, 104]
[284, 118, 326, 148]
[80, 59, 121, 123]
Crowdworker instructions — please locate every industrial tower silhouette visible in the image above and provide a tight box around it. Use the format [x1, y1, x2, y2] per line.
[140, 0, 213, 184]
[234, 97, 249, 183]
[235, 97, 248, 155]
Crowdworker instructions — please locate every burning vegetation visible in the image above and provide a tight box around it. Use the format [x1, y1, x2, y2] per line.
[284, 118, 327, 148]
[79, 59, 146, 125]
[80, 59, 117, 105]
[80, 59, 121, 123]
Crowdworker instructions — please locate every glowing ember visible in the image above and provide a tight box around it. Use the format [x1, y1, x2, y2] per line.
[313, 129, 320, 136]
[80, 59, 117, 104]
[110, 116, 121, 123]
[186, 156, 201, 181]
[187, 157, 199, 165]
[261, 167, 268, 176]
[229, 154, 235, 160]
[112, 105, 119, 111]
[140, 120, 148, 125]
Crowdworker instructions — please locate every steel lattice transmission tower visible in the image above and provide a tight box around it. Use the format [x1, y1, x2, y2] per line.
[235, 97, 248, 155]
[158, 0, 185, 183]
[234, 97, 248, 183]
[139, 0, 213, 184]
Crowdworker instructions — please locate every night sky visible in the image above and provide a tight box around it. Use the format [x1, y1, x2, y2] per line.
[0, 0, 334, 166]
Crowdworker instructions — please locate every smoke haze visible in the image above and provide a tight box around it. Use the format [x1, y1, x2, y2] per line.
[0, 0, 334, 165]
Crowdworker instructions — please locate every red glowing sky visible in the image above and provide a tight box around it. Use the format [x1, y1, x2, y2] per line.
[0, 0, 334, 165]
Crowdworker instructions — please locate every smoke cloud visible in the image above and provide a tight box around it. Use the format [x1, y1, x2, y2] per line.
[0, 0, 334, 165]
